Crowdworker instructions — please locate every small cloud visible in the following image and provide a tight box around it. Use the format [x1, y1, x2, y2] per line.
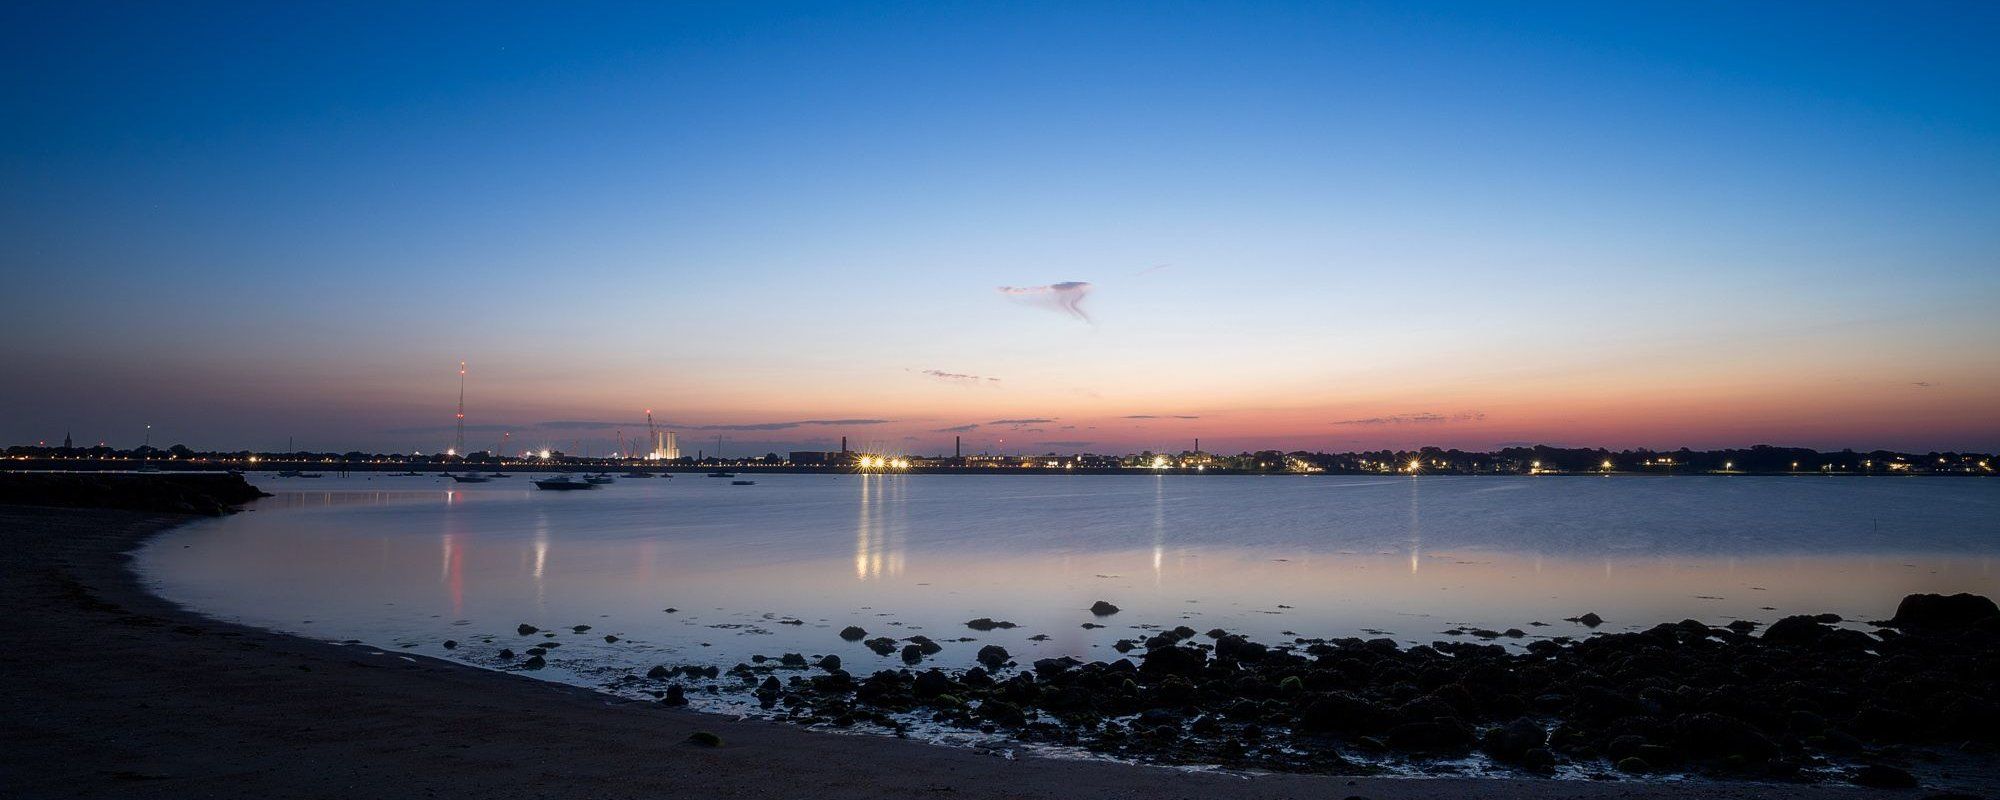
[1332, 411, 1486, 426]
[998, 281, 1093, 322]
[384, 422, 513, 435]
[918, 368, 1000, 384]
[1120, 414, 1200, 420]
[989, 418, 1056, 427]
[934, 423, 981, 433]
[693, 419, 890, 432]
[537, 420, 634, 431]
[1911, 381, 1936, 389]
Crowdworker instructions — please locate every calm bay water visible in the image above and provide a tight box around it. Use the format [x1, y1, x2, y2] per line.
[139, 473, 2000, 716]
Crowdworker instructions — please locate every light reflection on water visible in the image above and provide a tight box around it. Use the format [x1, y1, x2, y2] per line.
[139, 473, 1999, 684]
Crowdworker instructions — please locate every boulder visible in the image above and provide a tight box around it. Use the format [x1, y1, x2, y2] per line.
[1762, 615, 1832, 645]
[839, 625, 868, 641]
[1891, 593, 1999, 629]
[1090, 600, 1121, 616]
[965, 618, 1017, 631]
[517, 624, 539, 636]
[976, 645, 1011, 668]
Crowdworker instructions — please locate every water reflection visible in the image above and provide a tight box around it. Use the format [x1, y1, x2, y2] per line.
[138, 474, 2000, 677]
[854, 475, 906, 581]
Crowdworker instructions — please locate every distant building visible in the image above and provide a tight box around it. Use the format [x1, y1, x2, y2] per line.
[649, 431, 680, 461]
[789, 451, 840, 465]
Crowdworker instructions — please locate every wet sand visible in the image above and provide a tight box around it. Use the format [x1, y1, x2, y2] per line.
[0, 505, 1926, 799]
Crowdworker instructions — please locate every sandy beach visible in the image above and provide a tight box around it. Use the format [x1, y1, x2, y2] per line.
[2, 503, 1950, 799]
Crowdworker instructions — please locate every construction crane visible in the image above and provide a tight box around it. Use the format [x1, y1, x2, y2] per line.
[454, 361, 467, 457]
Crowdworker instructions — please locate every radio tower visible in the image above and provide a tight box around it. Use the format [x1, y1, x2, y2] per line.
[454, 361, 467, 457]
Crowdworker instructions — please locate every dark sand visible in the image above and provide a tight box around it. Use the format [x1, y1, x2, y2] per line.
[0, 506, 1924, 799]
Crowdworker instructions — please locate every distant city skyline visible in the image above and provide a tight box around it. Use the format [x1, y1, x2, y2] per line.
[4, 3, 1996, 454]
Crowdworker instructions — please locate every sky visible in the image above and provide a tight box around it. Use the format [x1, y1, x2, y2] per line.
[3, 1, 1997, 456]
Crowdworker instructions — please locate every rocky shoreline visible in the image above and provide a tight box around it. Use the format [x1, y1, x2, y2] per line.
[608, 594, 2000, 790]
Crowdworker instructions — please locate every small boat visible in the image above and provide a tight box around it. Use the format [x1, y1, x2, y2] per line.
[451, 474, 490, 483]
[583, 474, 616, 485]
[277, 469, 302, 477]
[533, 475, 598, 491]
[487, 472, 510, 478]
[731, 479, 756, 485]
[707, 471, 735, 478]
[296, 472, 324, 478]
[396, 471, 425, 476]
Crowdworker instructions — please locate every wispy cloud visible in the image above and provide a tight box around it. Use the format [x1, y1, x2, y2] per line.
[918, 369, 1001, 384]
[933, 423, 981, 433]
[540, 418, 888, 432]
[383, 423, 513, 435]
[989, 418, 1056, 428]
[1332, 411, 1487, 426]
[1912, 381, 1936, 389]
[1121, 414, 1200, 420]
[997, 281, 1092, 322]
[695, 419, 890, 431]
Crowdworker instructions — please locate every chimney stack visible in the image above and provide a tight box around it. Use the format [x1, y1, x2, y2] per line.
[841, 436, 847, 453]
[955, 436, 961, 459]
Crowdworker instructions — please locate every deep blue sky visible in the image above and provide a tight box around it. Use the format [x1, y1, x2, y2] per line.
[3, 2, 1996, 454]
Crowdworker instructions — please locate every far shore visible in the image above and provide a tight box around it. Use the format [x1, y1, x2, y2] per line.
[1, 479, 1990, 798]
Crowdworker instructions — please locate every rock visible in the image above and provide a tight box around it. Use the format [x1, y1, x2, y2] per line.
[1848, 764, 1917, 789]
[1564, 613, 1604, 627]
[498, 648, 515, 660]
[900, 644, 924, 664]
[906, 635, 943, 655]
[1616, 756, 1650, 773]
[913, 669, 953, 699]
[442, 640, 457, 649]
[1032, 657, 1081, 678]
[1480, 718, 1548, 762]
[517, 624, 539, 635]
[1387, 719, 1471, 752]
[978, 700, 1027, 727]
[1138, 645, 1205, 677]
[864, 637, 898, 656]
[1891, 593, 1999, 629]
[818, 654, 841, 671]
[839, 625, 868, 641]
[965, 618, 1017, 631]
[1080, 623, 1105, 629]
[686, 731, 722, 747]
[1674, 712, 1775, 763]
[1725, 620, 1759, 633]
[663, 607, 679, 613]
[603, 635, 618, 643]
[977, 645, 1011, 668]
[522, 655, 546, 670]
[662, 683, 688, 706]
[1762, 615, 1833, 645]
[572, 625, 591, 633]
[779, 652, 809, 668]
[1090, 600, 1121, 616]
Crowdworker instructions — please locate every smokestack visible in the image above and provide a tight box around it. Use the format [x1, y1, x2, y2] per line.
[955, 436, 961, 459]
[1195, 438, 1200, 454]
[841, 436, 847, 453]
